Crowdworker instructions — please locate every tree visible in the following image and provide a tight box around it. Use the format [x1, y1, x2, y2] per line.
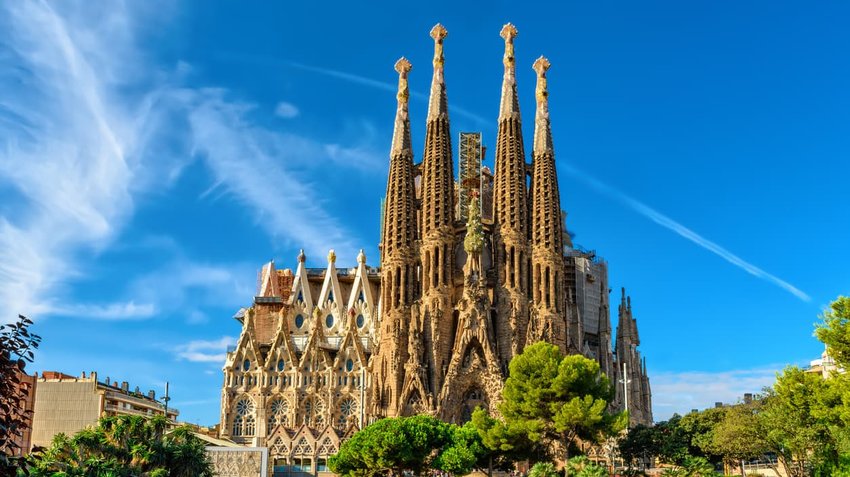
[0, 315, 40, 476]
[760, 367, 832, 477]
[434, 421, 489, 476]
[528, 462, 560, 477]
[678, 407, 727, 465]
[329, 415, 452, 477]
[652, 415, 691, 466]
[471, 407, 539, 472]
[711, 400, 772, 474]
[25, 414, 213, 477]
[815, 296, 850, 368]
[499, 342, 625, 475]
[618, 424, 660, 469]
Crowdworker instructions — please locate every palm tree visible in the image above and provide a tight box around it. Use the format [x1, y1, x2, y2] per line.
[24, 415, 213, 476]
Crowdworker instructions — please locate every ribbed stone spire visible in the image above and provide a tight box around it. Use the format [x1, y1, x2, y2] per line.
[390, 57, 413, 157]
[382, 57, 417, 262]
[419, 24, 456, 398]
[421, 24, 455, 240]
[493, 22, 530, 364]
[531, 56, 563, 255]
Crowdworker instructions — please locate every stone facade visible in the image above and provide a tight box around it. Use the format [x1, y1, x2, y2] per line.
[220, 23, 653, 472]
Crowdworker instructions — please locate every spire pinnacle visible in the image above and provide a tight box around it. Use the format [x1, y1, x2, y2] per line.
[427, 24, 449, 121]
[532, 56, 553, 154]
[391, 57, 413, 157]
[499, 23, 520, 120]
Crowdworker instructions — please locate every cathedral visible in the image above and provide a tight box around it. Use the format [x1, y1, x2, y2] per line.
[220, 23, 652, 472]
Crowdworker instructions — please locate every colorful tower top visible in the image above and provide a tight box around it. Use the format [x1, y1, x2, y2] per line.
[532, 56, 553, 155]
[499, 23, 521, 120]
[390, 57, 412, 158]
[427, 23, 448, 121]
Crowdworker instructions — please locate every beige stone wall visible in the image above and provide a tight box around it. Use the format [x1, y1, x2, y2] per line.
[31, 381, 101, 448]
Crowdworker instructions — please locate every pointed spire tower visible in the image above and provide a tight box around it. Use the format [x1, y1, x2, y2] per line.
[374, 57, 418, 417]
[529, 56, 568, 353]
[419, 23, 456, 396]
[492, 23, 531, 365]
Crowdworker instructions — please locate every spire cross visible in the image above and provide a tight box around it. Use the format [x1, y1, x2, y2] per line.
[394, 57, 412, 105]
[430, 24, 447, 69]
[500, 23, 518, 69]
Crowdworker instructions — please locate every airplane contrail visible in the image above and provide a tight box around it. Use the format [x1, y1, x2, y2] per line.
[563, 164, 811, 302]
[284, 61, 491, 125]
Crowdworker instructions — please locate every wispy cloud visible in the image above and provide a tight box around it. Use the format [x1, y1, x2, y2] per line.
[651, 366, 782, 420]
[174, 336, 236, 363]
[48, 302, 158, 321]
[274, 101, 299, 119]
[563, 165, 811, 302]
[283, 60, 490, 125]
[0, 2, 375, 320]
[0, 1, 144, 321]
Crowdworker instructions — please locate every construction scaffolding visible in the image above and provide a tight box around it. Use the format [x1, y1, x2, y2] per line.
[457, 132, 483, 221]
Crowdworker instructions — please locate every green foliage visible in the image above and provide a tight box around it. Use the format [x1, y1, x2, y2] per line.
[463, 193, 484, 254]
[499, 342, 623, 463]
[471, 407, 538, 468]
[434, 421, 489, 475]
[528, 461, 560, 477]
[0, 315, 40, 477]
[815, 296, 850, 369]
[23, 415, 213, 477]
[711, 400, 769, 465]
[659, 456, 718, 477]
[618, 424, 659, 467]
[329, 415, 453, 477]
[566, 456, 608, 477]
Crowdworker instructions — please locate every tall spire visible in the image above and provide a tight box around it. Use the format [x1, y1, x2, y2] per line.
[493, 23, 530, 364]
[390, 57, 413, 158]
[499, 23, 521, 120]
[419, 24, 456, 398]
[374, 57, 419, 418]
[529, 55, 566, 352]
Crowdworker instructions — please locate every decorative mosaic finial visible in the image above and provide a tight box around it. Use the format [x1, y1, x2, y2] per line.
[533, 56, 550, 103]
[357, 249, 366, 264]
[498, 23, 521, 120]
[500, 23, 518, 69]
[390, 57, 413, 157]
[327, 249, 336, 264]
[297, 249, 306, 263]
[427, 24, 449, 121]
[532, 56, 553, 154]
[430, 24, 447, 69]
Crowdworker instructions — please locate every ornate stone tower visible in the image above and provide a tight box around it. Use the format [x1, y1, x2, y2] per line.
[528, 56, 569, 353]
[373, 58, 418, 417]
[492, 24, 531, 368]
[614, 288, 654, 426]
[417, 24, 456, 402]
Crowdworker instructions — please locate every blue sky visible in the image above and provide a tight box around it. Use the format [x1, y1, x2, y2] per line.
[1, 1, 848, 425]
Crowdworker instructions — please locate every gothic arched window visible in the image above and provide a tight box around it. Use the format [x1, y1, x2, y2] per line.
[267, 398, 290, 431]
[232, 397, 255, 436]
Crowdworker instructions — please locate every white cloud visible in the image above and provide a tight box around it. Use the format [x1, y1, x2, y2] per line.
[274, 101, 299, 118]
[563, 165, 811, 302]
[48, 301, 157, 321]
[0, 1, 144, 321]
[174, 336, 236, 363]
[651, 366, 781, 420]
[0, 2, 377, 321]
